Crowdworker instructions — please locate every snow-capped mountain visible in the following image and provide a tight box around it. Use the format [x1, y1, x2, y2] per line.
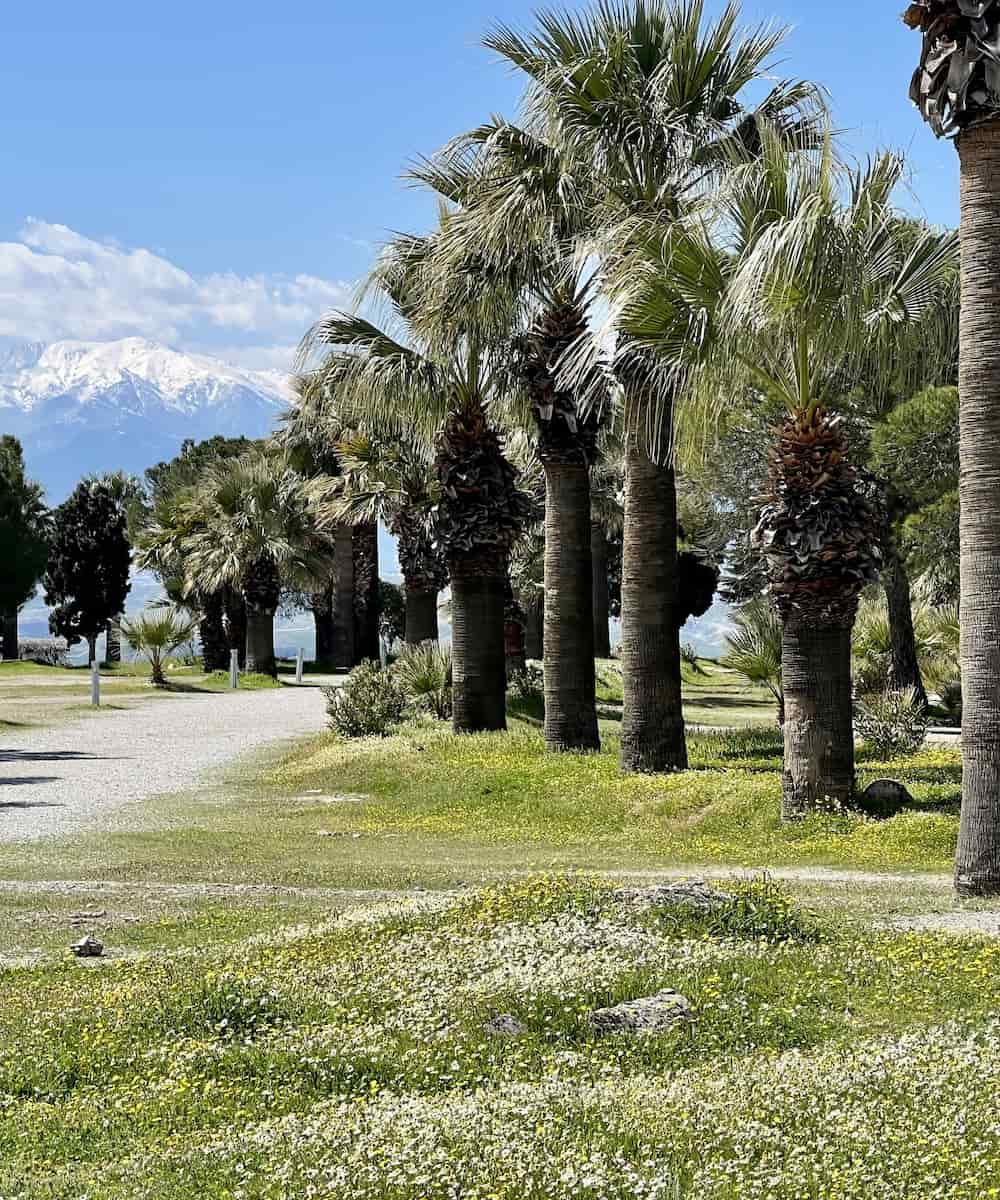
[0, 337, 293, 500]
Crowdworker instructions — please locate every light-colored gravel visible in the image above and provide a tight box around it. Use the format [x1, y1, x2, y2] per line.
[0, 683, 333, 842]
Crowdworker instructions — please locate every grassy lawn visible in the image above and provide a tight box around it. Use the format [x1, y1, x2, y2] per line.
[0, 659, 283, 728]
[3, 876, 999, 1198]
[0, 662, 993, 1198]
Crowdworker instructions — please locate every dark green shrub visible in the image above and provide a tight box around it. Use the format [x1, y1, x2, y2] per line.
[324, 661, 407, 737]
[855, 689, 930, 757]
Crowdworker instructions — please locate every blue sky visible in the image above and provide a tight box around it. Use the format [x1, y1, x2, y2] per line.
[0, 0, 960, 370]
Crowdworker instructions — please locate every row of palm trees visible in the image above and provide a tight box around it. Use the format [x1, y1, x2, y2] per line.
[134, 1, 996, 897]
[296, 4, 956, 795]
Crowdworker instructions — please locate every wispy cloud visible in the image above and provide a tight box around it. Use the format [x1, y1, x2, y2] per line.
[0, 219, 355, 366]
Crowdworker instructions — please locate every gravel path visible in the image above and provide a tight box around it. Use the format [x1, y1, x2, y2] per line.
[0, 683, 332, 842]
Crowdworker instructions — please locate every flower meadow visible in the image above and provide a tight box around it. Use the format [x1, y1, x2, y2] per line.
[3, 875, 1000, 1198]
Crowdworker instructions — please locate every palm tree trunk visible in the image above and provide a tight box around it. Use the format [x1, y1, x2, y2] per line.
[353, 522, 380, 664]
[86, 633, 98, 666]
[242, 556, 280, 678]
[404, 585, 438, 644]
[620, 433, 687, 773]
[106, 616, 122, 664]
[781, 615, 855, 819]
[244, 610, 276, 677]
[956, 121, 1000, 896]
[332, 526, 355, 670]
[223, 587, 247, 670]
[543, 462, 599, 752]
[199, 591, 229, 672]
[505, 596, 527, 679]
[451, 552, 507, 733]
[883, 550, 928, 706]
[523, 591, 544, 660]
[591, 522, 611, 659]
[311, 580, 336, 669]
[1, 612, 17, 660]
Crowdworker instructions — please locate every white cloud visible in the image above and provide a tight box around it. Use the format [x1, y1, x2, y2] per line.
[0, 219, 354, 364]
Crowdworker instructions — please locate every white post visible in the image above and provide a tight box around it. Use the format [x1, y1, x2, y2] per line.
[90, 660, 100, 707]
[295, 647, 304, 684]
[229, 649, 239, 690]
[379, 637, 387, 669]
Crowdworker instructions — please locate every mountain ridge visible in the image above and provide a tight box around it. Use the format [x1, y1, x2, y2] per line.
[0, 336, 293, 501]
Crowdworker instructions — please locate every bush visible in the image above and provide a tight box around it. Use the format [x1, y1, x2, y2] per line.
[855, 688, 930, 758]
[393, 641, 452, 720]
[938, 678, 962, 725]
[17, 639, 68, 666]
[378, 580, 406, 648]
[324, 660, 407, 738]
[507, 662, 544, 701]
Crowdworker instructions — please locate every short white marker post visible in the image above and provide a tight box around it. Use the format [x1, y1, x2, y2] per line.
[229, 649, 239, 690]
[379, 638, 387, 668]
[295, 647, 304, 684]
[90, 660, 100, 707]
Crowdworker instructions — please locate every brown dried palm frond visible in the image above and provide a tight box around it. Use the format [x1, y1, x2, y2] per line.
[754, 408, 883, 622]
[904, 1, 1000, 137]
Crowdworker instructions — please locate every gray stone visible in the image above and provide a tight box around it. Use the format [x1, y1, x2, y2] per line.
[589, 990, 693, 1034]
[612, 880, 733, 911]
[483, 1014, 528, 1038]
[857, 779, 914, 819]
[70, 935, 104, 958]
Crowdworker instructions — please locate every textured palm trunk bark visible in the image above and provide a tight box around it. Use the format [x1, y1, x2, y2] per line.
[956, 121, 1000, 895]
[199, 592, 229, 673]
[1, 612, 16, 660]
[523, 591, 544, 660]
[543, 463, 599, 752]
[883, 550, 928, 706]
[223, 587, 247, 670]
[451, 555, 507, 733]
[353, 522, 380, 664]
[311, 581, 336, 669]
[245, 610, 276, 677]
[105, 616, 122, 664]
[780, 616, 855, 819]
[620, 435, 687, 773]
[330, 526, 356, 671]
[505, 611, 527, 678]
[404, 585, 438, 644]
[591, 522, 611, 659]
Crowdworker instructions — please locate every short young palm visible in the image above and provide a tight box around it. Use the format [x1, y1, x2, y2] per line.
[905, 1, 1000, 896]
[488, 0, 822, 773]
[301, 234, 531, 733]
[121, 606, 198, 686]
[722, 598, 784, 725]
[178, 451, 333, 678]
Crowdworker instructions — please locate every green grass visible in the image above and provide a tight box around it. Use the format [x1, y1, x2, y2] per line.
[3, 876, 1000, 1198]
[0, 659, 284, 726]
[0, 663, 993, 1196]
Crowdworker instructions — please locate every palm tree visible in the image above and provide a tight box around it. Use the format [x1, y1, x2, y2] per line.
[903, 0, 1000, 895]
[301, 234, 531, 732]
[486, 0, 822, 772]
[326, 432, 447, 645]
[620, 135, 957, 815]
[121, 606, 198, 686]
[178, 451, 333, 677]
[412, 119, 605, 751]
[722, 597, 784, 725]
[133, 488, 231, 674]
